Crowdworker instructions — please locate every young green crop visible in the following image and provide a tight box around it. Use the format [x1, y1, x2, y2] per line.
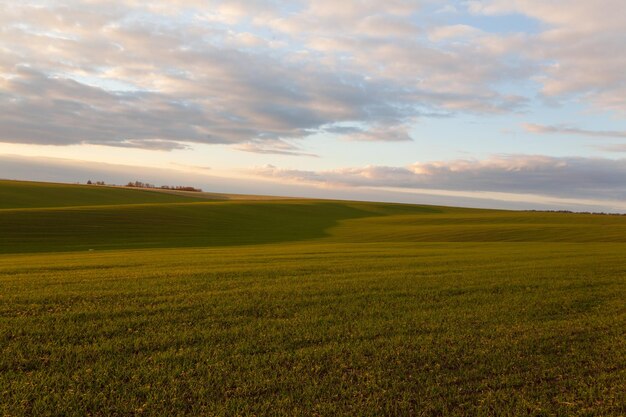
[1, 180, 624, 416]
[0, 179, 204, 209]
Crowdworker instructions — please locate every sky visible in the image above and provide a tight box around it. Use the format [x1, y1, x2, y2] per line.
[1, 0, 626, 212]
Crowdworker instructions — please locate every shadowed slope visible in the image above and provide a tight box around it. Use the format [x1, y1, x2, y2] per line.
[0, 201, 381, 254]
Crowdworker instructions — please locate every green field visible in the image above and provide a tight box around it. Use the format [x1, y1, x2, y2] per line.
[1, 180, 624, 416]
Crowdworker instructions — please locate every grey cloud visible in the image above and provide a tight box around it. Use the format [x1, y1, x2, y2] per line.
[595, 144, 626, 153]
[234, 139, 319, 157]
[97, 139, 192, 151]
[341, 125, 414, 142]
[322, 125, 363, 135]
[0, 39, 425, 148]
[235, 145, 318, 157]
[525, 123, 626, 139]
[0, 73, 216, 146]
[251, 155, 626, 201]
[322, 124, 414, 142]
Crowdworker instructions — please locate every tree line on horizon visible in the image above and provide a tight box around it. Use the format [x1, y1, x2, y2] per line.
[86, 180, 202, 192]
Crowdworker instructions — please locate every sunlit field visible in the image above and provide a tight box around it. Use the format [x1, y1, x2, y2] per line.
[1, 180, 624, 416]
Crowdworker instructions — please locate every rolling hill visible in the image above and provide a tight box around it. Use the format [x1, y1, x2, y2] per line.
[0, 179, 206, 209]
[1, 180, 624, 416]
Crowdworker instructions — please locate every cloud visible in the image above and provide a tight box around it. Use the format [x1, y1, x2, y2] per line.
[1, 0, 625, 157]
[595, 144, 626, 153]
[0, 69, 219, 146]
[0, 0, 539, 152]
[338, 125, 414, 142]
[250, 155, 626, 201]
[524, 123, 626, 139]
[103, 139, 192, 151]
[469, 0, 626, 113]
[234, 139, 319, 157]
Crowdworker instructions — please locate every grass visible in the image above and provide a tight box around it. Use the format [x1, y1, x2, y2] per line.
[0, 180, 205, 209]
[0, 180, 624, 416]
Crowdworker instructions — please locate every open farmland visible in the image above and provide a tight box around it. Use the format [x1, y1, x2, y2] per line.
[1, 180, 624, 416]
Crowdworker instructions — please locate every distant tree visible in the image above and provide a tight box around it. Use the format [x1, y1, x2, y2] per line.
[87, 180, 92, 185]
[124, 180, 201, 192]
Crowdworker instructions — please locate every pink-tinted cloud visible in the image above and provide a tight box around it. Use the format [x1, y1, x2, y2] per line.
[250, 155, 626, 201]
